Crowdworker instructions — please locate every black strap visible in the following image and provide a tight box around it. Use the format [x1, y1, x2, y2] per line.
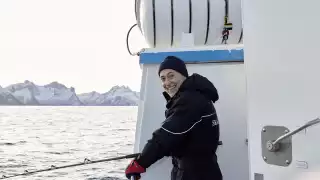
[152, 0, 156, 47]
[188, 0, 192, 33]
[204, 0, 210, 45]
[170, 0, 174, 46]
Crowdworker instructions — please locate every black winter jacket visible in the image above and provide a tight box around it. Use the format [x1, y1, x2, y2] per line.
[136, 73, 222, 180]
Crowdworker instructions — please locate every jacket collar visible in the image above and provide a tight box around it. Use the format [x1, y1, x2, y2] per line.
[162, 91, 181, 109]
[162, 91, 171, 102]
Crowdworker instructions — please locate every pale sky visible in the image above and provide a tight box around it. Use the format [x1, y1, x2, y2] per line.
[0, 0, 147, 94]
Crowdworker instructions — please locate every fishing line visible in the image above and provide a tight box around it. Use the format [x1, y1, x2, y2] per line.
[0, 153, 140, 179]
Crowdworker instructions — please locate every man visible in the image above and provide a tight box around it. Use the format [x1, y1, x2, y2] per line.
[125, 56, 222, 180]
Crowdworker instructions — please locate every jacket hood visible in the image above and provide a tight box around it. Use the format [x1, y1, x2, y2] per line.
[179, 73, 219, 102]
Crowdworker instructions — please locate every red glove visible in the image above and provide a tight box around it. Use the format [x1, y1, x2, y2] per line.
[125, 160, 146, 179]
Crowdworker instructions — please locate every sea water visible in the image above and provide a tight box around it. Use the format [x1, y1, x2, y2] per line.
[0, 106, 137, 180]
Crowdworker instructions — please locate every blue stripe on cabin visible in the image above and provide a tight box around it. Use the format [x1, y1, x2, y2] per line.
[139, 49, 244, 64]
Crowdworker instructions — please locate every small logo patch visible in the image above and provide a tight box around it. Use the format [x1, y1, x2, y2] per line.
[212, 119, 219, 126]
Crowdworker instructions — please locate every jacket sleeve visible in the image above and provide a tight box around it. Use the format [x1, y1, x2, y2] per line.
[136, 92, 207, 169]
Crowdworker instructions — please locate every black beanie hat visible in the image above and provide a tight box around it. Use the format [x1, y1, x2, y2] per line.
[158, 56, 188, 77]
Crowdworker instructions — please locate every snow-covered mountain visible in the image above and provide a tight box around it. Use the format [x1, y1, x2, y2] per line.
[78, 85, 140, 106]
[0, 81, 140, 106]
[0, 86, 23, 105]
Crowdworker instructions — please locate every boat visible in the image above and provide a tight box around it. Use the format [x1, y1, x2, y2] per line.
[128, 0, 320, 179]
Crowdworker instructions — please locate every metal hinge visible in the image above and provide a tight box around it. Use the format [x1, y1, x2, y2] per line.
[261, 118, 320, 166]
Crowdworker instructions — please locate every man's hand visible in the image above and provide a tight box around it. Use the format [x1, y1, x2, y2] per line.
[125, 159, 146, 179]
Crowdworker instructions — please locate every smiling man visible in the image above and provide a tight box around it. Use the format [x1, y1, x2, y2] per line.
[125, 56, 222, 180]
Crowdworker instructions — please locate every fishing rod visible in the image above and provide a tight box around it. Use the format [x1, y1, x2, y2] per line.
[0, 153, 140, 179]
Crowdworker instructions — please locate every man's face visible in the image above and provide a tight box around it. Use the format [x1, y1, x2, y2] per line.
[159, 69, 186, 97]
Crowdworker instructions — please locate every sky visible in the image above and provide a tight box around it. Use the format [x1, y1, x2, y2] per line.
[0, 0, 147, 94]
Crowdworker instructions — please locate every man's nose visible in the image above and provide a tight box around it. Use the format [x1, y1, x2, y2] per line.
[163, 79, 170, 86]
